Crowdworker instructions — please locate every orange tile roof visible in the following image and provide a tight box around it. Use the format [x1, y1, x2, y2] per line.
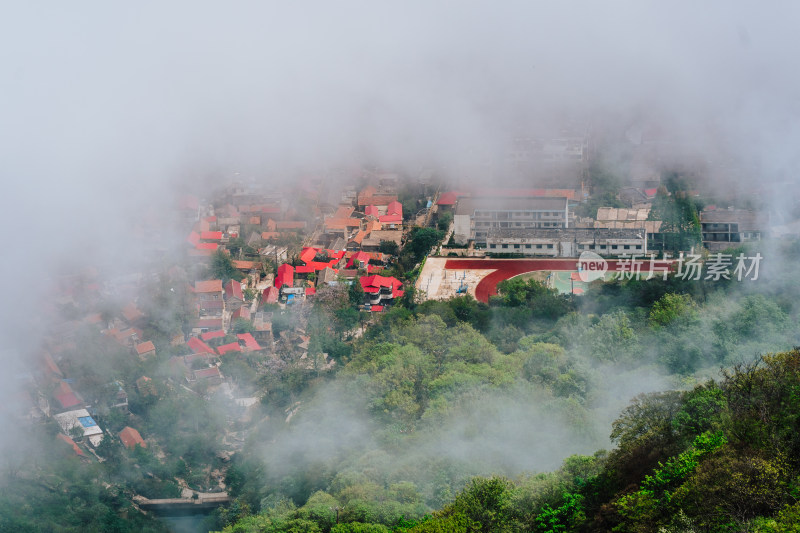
[119, 426, 146, 449]
[200, 330, 225, 341]
[195, 280, 223, 293]
[217, 342, 242, 355]
[357, 194, 398, 206]
[300, 247, 319, 264]
[325, 218, 362, 230]
[200, 231, 223, 240]
[232, 260, 257, 270]
[135, 341, 155, 355]
[351, 230, 367, 245]
[57, 434, 85, 456]
[236, 333, 262, 351]
[334, 205, 356, 218]
[187, 337, 215, 354]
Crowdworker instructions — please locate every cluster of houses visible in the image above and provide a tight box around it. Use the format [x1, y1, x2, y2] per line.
[36, 328, 149, 458]
[173, 180, 410, 393]
[319, 184, 404, 252]
[268, 247, 404, 311]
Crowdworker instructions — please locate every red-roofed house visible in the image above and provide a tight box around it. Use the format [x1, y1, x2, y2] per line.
[305, 287, 316, 296]
[187, 337, 215, 354]
[236, 333, 262, 351]
[194, 318, 223, 331]
[386, 200, 402, 216]
[200, 231, 223, 241]
[262, 286, 280, 305]
[274, 264, 294, 289]
[359, 275, 404, 305]
[196, 280, 224, 317]
[311, 261, 338, 271]
[57, 433, 86, 457]
[299, 247, 319, 264]
[224, 280, 245, 310]
[365, 205, 380, 218]
[119, 426, 146, 449]
[232, 260, 257, 271]
[195, 279, 223, 293]
[378, 216, 402, 226]
[350, 230, 368, 247]
[379, 201, 403, 226]
[436, 191, 461, 206]
[55, 380, 82, 411]
[334, 205, 356, 219]
[217, 342, 242, 355]
[107, 327, 143, 347]
[357, 191, 398, 207]
[324, 218, 362, 232]
[200, 330, 225, 342]
[346, 251, 371, 269]
[135, 341, 156, 360]
[232, 306, 251, 320]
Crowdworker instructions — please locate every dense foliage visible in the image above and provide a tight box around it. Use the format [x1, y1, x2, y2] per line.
[222, 348, 800, 533]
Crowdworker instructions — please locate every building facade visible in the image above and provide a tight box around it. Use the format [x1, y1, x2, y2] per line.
[453, 196, 571, 245]
[700, 209, 767, 252]
[485, 227, 648, 257]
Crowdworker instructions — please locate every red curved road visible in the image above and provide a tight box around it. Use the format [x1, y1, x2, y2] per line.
[444, 258, 672, 303]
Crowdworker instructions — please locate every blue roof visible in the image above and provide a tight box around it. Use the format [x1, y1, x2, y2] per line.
[78, 416, 97, 428]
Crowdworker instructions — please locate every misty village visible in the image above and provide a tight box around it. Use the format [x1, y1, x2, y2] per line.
[4, 3, 800, 533]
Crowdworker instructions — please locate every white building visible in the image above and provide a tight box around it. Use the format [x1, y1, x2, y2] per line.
[53, 408, 104, 446]
[454, 196, 571, 245]
[486, 227, 647, 257]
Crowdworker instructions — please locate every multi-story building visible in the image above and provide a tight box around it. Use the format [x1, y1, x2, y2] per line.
[485, 227, 648, 257]
[453, 196, 571, 245]
[700, 209, 767, 252]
